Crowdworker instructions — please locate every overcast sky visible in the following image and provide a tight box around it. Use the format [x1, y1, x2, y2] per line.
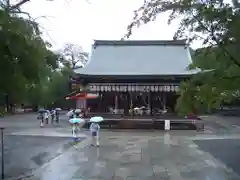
[22, 0, 202, 52]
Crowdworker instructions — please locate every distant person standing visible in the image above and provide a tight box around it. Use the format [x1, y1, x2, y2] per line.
[39, 112, 44, 127]
[90, 122, 100, 147]
[44, 110, 50, 124]
[55, 109, 60, 124]
[50, 109, 56, 124]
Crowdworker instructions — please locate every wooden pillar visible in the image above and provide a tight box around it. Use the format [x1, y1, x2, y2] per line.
[123, 93, 129, 116]
[114, 94, 118, 110]
[149, 92, 153, 116]
[130, 93, 133, 117]
[76, 99, 80, 109]
[147, 92, 151, 109]
[102, 92, 107, 112]
[85, 99, 87, 110]
[163, 92, 166, 110]
[97, 92, 102, 112]
[82, 99, 86, 109]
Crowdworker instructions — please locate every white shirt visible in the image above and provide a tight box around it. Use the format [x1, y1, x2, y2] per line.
[90, 123, 100, 133]
[44, 112, 49, 119]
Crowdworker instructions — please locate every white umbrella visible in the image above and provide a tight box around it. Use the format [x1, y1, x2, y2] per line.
[66, 110, 74, 117]
[75, 109, 82, 113]
[89, 116, 104, 123]
[38, 108, 47, 113]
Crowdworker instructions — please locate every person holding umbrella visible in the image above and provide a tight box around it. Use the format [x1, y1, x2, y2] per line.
[38, 108, 46, 127]
[69, 117, 85, 141]
[44, 110, 50, 124]
[55, 108, 61, 124]
[50, 108, 56, 124]
[90, 122, 100, 147]
[38, 108, 51, 127]
[89, 116, 103, 147]
[75, 109, 82, 118]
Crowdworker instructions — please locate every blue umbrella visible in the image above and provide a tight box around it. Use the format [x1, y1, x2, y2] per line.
[69, 118, 85, 124]
[90, 116, 104, 123]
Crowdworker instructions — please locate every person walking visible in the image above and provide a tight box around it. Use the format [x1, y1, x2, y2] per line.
[44, 110, 50, 124]
[72, 123, 78, 139]
[55, 109, 60, 124]
[39, 112, 44, 127]
[51, 109, 56, 124]
[90, 122, 100, 147]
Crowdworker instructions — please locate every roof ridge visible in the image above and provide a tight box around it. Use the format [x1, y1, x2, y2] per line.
[93, 40, 187, 47]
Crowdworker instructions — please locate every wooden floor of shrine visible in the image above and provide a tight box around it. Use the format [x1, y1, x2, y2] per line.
[83, 114, 204, 130]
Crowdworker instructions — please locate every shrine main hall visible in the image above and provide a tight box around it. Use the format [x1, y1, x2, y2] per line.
[70, 40, 197, 117]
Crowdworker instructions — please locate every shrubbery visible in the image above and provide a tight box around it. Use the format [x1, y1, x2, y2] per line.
[0, 106, 5, 117]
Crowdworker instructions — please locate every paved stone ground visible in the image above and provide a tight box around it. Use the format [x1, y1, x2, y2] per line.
[69, 132, 240, 180]
[195, 139, 240, 178]
[0, 113, 86, 179]
[1, 135, 79, 178]
[201, 115, 240, 134]
[19, 130, 240, 180]
[2, 114, 240, 180]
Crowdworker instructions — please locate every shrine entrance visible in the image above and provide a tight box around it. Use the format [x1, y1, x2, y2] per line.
[84, 83, 179, 117]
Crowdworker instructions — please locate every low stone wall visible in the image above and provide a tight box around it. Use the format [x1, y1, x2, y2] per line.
[83, 118, 203, 130]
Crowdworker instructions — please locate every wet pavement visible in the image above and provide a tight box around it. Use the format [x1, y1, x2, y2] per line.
[195, 139, 240, 178]
[1, 135, 85, 178]
[22, 131, 240, 180]
[1, 114, 240, 179]
[0, 113, 86, 179]
[202, 115, 240, 134]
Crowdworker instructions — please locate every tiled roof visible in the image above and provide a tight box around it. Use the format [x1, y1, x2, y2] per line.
[75, 40, 198, 76]
[94, 40, 187, 46]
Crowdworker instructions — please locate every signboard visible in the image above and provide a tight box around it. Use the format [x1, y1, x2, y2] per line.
[164, 120, 170, 130]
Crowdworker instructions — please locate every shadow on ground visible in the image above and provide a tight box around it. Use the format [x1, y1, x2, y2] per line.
[0, 135, 85, 178]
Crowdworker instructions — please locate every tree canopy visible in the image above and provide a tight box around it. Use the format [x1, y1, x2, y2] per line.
[125, 0, 240, 114]
[0, 7, 52, 104]
[0, 1, 77, 111]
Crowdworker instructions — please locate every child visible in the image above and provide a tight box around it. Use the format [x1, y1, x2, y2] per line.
[90, 122, 100, 147]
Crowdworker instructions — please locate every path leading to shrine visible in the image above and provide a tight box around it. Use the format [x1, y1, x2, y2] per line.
[2, 114, 240, 180]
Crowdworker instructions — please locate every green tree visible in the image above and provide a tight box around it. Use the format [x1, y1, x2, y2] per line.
[125, 0, 240, 114]
[0, 0, 86, 111]
[47, 69, 73, 108]
[0, 5, 58, 110]
[26, 54, 75, 108]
